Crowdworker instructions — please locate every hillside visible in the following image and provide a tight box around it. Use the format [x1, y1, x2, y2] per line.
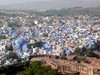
[34, 7, 100, 16]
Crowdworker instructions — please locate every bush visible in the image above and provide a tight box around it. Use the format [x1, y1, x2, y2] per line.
[33, 41, 45, 48]
[17, 61, 62, 75]
[74, 47, 82, 56]
[28, 44, 34, 49]
[43, 33, 48, 37]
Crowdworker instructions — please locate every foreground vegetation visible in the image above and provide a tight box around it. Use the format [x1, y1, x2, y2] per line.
[17, 61, 62, 75]
[0, 62, 29, 75]
[0, 61, 62, 75]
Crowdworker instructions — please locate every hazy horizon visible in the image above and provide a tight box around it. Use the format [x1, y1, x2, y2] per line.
[0, 0, 100, 10]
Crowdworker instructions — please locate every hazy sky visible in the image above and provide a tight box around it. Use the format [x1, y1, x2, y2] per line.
[0, 0, 100, 5]
[0, 0, 100, 9]
[0, 0, 52, 5]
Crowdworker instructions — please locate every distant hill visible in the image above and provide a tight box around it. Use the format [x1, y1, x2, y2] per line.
[34, 7, 100, 16]
[0, 7, 100, 16]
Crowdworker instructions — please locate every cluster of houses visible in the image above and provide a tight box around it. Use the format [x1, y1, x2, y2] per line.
[0, 12, 100, 66]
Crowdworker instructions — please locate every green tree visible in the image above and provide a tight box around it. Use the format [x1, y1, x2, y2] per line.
[17, 61, 62, 75]
[28, 44, 34, 49]
[85, 50, 93, 57]
[43, 33, 48, 37]
[23, 61, 30, 68]
[33, 41, 45, 48]
[73, 47, 82, 56]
